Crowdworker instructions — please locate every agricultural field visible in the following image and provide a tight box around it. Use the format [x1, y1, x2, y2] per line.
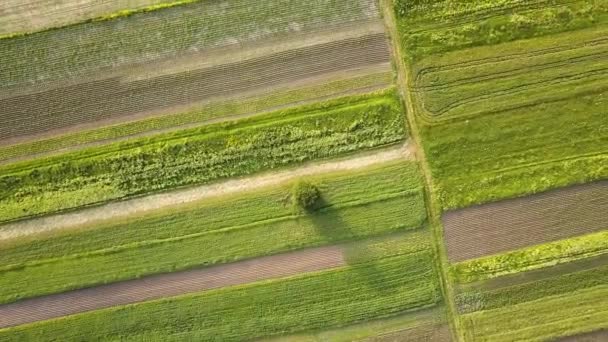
[1, 0, 606, 340]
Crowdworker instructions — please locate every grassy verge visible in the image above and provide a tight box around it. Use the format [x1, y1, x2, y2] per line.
[460, 285, 608, 341]
[452, 230, 608, 283]
[0, 161, 425, 303]
[1, 0, 378, 86]
[0, 73, 392, 163]
[0, 251, 441, 341]
[0, 90, 407, 222]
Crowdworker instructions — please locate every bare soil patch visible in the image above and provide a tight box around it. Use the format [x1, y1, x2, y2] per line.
[442, 181, 608, 262]
[0, 245, 345, 328]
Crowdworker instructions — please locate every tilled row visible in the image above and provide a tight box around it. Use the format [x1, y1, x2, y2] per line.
[0, 33, 390, 142]
[442, 181, 608, 262]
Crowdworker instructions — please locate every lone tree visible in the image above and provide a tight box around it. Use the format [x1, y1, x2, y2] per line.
[291, 180, 320, 211]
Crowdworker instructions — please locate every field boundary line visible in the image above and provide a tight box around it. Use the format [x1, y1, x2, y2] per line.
[379, 2, 462, 341]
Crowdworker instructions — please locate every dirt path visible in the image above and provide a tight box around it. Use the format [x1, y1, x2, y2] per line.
[0, 245, 345, 328]
[0, 144, 413, 241]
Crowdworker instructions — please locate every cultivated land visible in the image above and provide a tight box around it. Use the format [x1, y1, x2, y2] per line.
[0, 90, 407, 223]
[396, 0, 608, 210]
[0, 237, 442, 341]
[0, 28, 391, 143]
[392, 0, 608, 341]
[0, 244, 346, 328]
[0, 0, 168, 37]
[442, 181, 608, 262]
[0, 161, 427, 303]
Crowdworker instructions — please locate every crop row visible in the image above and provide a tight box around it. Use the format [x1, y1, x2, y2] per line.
[0, 33, 390, 141]
[0, 72, 392, 164]
[0, 161, 427, 303]
[460, 285, 608, 341]
[0, 0, 380, 87]
[0, 90, 407, 222]
[413, 34, 608, 120]
[0, 252, 441, 341]
[455, 259, 608, 314]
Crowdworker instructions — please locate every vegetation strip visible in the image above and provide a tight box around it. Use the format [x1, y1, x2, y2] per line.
[0, 0, 380, 87]
[0, 245, 345, 328]
[0, 251, 440, 341]
[0, 72, 392, 164]
[453, 230, 608, 283]
[0, 144, 412, 240]
[442, 181, 608, 262]
[0, 91, 407, 223]
[0, 160, 425, 303]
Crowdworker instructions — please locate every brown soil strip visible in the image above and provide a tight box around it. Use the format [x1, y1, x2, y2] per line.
[442, 181, 608, 262]
[556, 330, 608, 342]
[0, 245, 345, 329]
[0, 33, 390, 143]
[0, 143, 413, 241]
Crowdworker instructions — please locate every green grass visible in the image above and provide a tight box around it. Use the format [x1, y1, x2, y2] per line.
[460, 285, 608, 341]
[0, 252, 441, 341]
[0, 72, 392, 164]
[452, 230, 608, 283]
[397, 8, 608, 209]
[456, 262, 608, 314]
[0, 161, 426, 304]
[0, 90, 407, 222]
[396, 0, 608, 60]
[0, 0, 379, 86]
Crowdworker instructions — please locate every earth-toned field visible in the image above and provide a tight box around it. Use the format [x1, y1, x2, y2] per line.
[0, 0, 605, 341]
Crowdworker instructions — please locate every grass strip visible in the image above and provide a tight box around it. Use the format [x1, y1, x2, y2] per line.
[0, 90, 407, 222]
[461, 285, 608, 341]
[452, 230, 608, 283]
[456, 262, 608, 314]
[0, 252, 441, 341]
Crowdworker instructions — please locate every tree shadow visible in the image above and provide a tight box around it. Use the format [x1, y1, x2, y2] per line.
[306, 196, 396, 295]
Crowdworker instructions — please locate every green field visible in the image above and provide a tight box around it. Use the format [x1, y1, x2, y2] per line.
[0, 161, 426, 303]
[0, 90, 406, 222]
[0, 250, 441, 341]
[460, 285, 608, 341]
[395, 0, 608, 209]
[0, 0, 380, 86]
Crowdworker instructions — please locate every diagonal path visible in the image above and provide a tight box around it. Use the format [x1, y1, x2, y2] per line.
[0, 143, 412, 241]
[0, 245, 345, 328]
